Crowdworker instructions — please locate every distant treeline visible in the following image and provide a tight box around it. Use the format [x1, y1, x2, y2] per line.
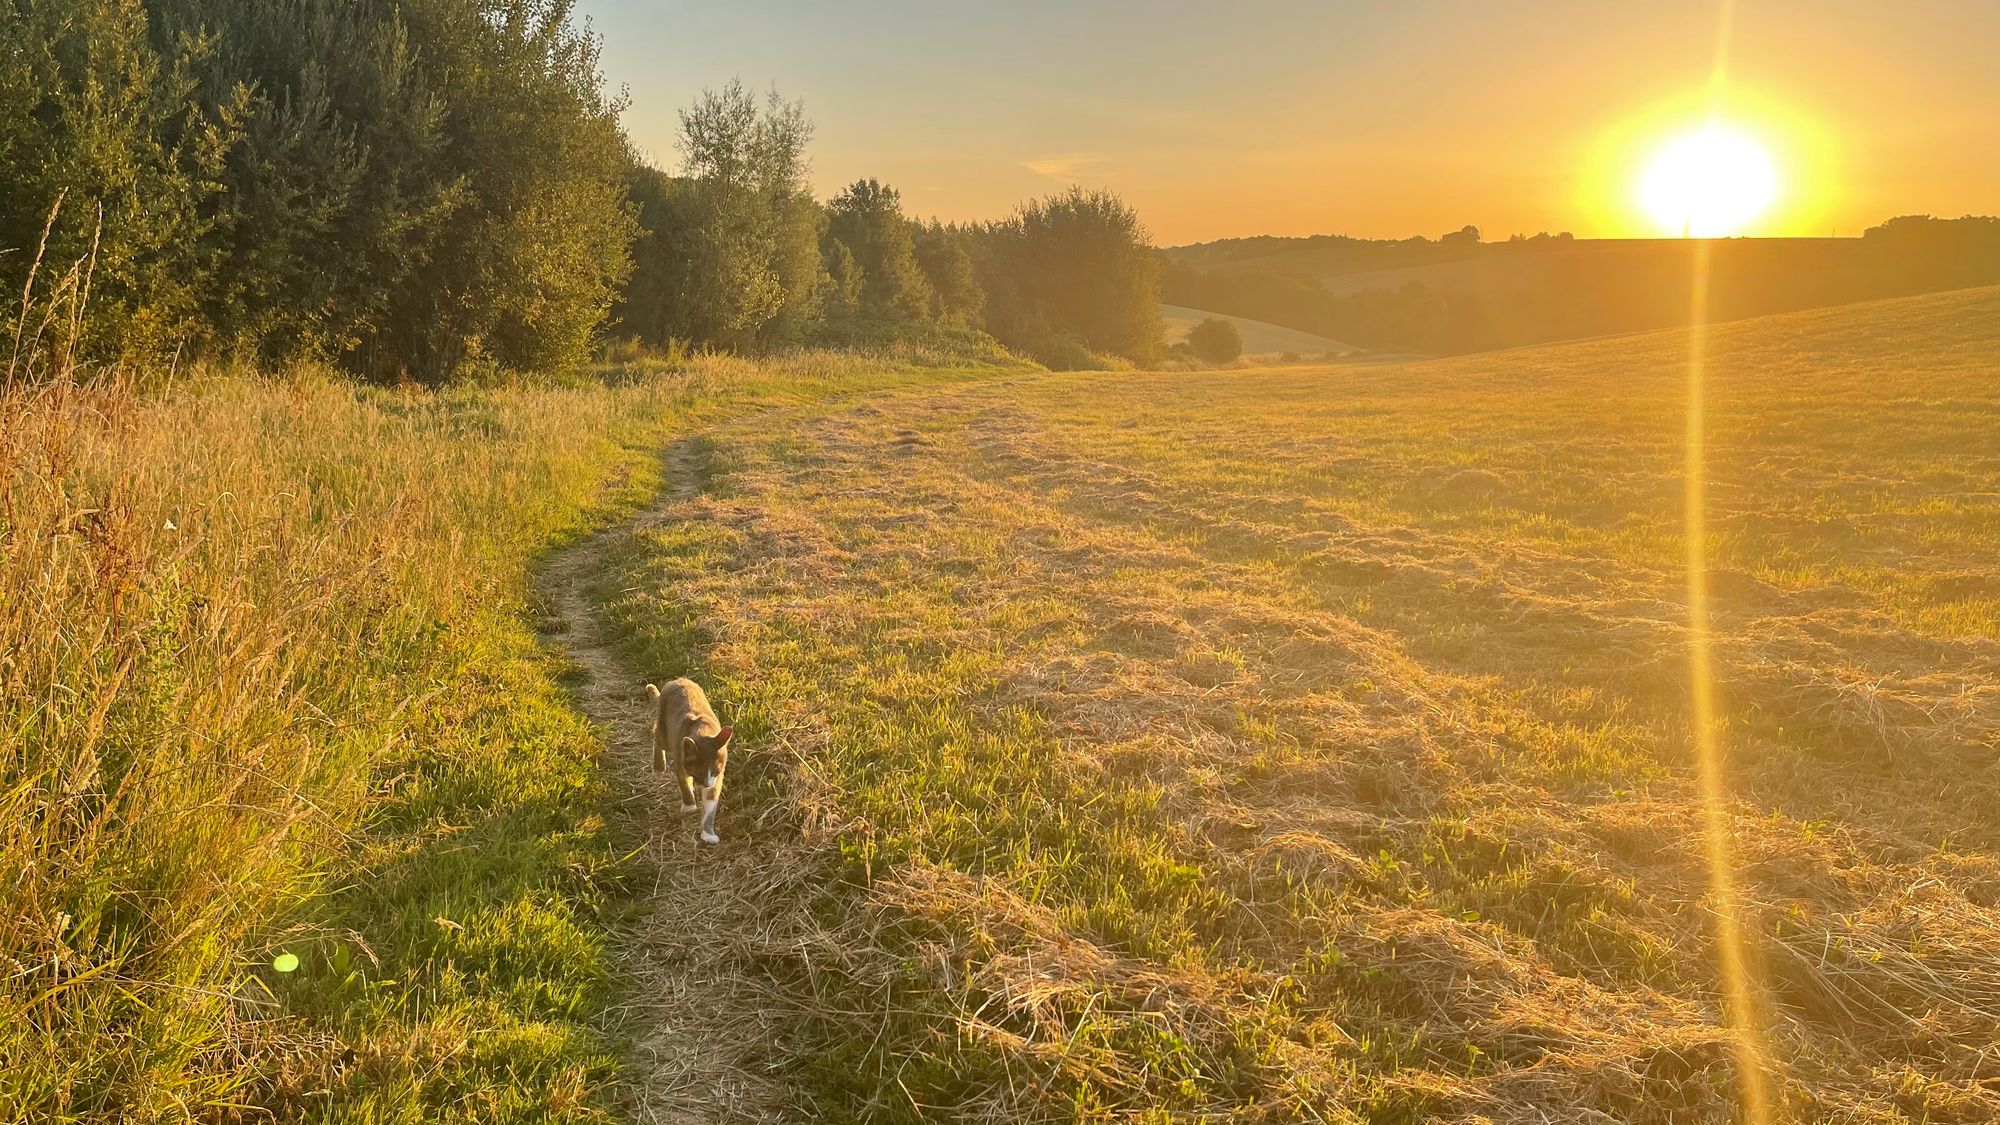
[2, 2, 1160, 382]
[1165, 218, 2000, 355]
[1169, 223, 1546, 275]
[615, 83, 1160, 370]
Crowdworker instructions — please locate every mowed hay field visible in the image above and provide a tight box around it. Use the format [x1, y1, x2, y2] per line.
[595, 287, 2000, 1123]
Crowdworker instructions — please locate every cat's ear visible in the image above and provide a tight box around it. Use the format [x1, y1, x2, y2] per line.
[716, 726, 735, 748]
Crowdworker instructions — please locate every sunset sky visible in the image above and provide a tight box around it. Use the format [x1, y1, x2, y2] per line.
[576, 0, 2000, 246]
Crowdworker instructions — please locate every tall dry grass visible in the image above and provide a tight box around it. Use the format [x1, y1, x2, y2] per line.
[3, 370, 630, 1113]
[0, 344, 1014, 1119]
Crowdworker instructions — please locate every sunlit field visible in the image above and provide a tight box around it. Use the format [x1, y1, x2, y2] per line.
[11, 1, 2000, 1121]
[0, 349, 1010, 1121]
[593, 287, 2000, 1122]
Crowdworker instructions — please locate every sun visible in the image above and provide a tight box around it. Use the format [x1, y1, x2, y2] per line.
[1637, 125, 1781, 237]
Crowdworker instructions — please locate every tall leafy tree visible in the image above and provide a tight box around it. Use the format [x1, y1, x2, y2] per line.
[913, 220, 984, 328]
[825, 178, 931, 323]
[617, 81, 824, 351]
[148, 0, 457, 368]
[5, 0, 636, 380]
[382, 0, 636, 379]
[5, 9, 1167, 378]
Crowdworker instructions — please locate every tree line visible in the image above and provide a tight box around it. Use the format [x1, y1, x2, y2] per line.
[3, 2, 1161, 382]
[1164, 217, 2000, 356]
[615, 82, 1159, 369]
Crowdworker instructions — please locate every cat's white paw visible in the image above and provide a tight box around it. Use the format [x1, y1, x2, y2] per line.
[699, 830, 720, 846]
[680, 803, 699, 813]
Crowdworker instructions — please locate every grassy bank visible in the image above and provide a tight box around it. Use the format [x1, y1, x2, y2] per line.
[592, 288, 2000, 1122]
[0, 346, 1019, 1122]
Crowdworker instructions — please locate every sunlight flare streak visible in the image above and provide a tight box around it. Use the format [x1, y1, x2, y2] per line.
[1683, 3, 1776, 1120]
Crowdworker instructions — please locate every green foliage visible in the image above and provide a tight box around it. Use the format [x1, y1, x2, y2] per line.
[975, 186, 1164, 367]
[824, 178, 932, 323]
[818, 233, 866, 325]
[0, 0, 215, 370]
[1, 0, 636, 382]
[616, 81, 824, 352]
[1030, 331, 1121, 372]
[1185, 315, 1243, 363]
[6, 26, 1166, 380]
[351, 0, 637, 379]
[913, 221, 984, 328]
[616, 93, 1159, 368]
[148, 0, 454, 367]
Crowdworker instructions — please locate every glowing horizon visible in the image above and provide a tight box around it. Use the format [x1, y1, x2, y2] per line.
[577, 0, 2000, 245]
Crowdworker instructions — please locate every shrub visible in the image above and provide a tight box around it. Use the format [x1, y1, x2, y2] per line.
[1187, 316, 1244, 363]
[0, 0, 213, 370]
[1030, 332, 1126, 371]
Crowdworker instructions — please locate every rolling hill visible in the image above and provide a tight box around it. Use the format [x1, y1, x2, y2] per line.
[1160, 303, 1358, 355]
[1164, 216, 2000, 356]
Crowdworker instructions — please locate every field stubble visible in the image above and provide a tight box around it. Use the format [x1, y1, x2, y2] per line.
[595, 288, 2000, 1122]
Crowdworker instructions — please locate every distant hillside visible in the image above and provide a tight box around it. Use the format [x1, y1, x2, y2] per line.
[1160, 304, 1358, 355]
[1164, 216, 2000, 356]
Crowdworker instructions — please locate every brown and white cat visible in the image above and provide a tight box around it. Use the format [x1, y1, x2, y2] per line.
[644, 677, 734, 845]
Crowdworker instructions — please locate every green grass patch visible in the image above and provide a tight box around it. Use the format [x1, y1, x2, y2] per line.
[2, 349, 1024, 1122]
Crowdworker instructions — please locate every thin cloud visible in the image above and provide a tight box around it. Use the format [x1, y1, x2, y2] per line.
[1023, 153, 1106, 180]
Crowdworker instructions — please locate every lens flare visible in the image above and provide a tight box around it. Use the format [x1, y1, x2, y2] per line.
[1682, 239, 1773, 1122]
[1679, 5, 1776, 1122]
